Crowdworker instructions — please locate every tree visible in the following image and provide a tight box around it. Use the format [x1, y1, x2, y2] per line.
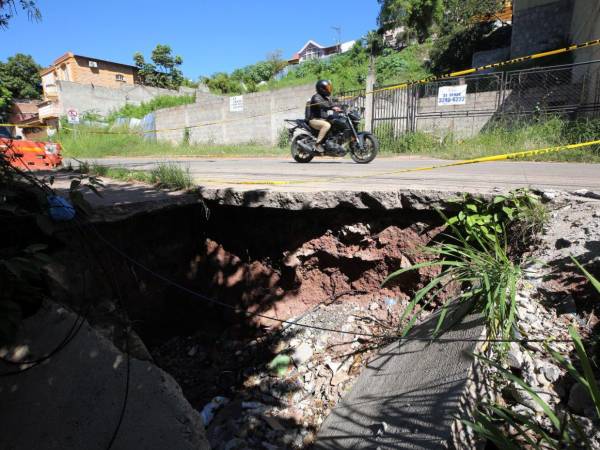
[0, 53, 42, 119]
[378, 0, 443, 43]
[133, 44, 184, 90]
[0, 53, 42, 99]
[0, 0, 40, 29]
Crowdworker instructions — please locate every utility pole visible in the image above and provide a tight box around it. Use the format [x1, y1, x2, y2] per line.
[331, 26, 341, 53]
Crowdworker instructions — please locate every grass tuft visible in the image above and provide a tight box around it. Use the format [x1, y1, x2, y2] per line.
[78, 161, 191, 190]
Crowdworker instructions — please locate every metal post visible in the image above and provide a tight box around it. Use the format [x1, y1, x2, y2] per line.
[364, 56, 376, 132]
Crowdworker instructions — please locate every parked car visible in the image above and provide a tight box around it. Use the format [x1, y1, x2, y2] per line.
[0, 126, 62, 170]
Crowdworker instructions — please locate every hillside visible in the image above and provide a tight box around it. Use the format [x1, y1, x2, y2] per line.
[204, 41, 432, 95]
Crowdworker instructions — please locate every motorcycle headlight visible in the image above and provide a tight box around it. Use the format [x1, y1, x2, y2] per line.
[44, 143, 58, 154]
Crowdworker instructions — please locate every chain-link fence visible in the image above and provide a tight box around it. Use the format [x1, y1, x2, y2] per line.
[337, 59, 600, 143]
[502, 60, 600, 119]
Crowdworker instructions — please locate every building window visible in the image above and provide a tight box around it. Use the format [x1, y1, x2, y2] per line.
[115, 74, 125, 82]
[304, 46, 321, 60]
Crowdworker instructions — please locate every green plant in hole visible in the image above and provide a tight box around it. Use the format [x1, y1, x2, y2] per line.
[384, 224, 521, 340]
[383, 191, 547, 340]
[448, 189, 547, 250]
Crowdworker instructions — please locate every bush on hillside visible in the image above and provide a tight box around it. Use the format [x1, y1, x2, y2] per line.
[106, 94, 196, 122]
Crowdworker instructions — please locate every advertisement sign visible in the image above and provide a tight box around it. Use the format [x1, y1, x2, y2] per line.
[229, 95, 244, 112]
[437, 85, 467, 106]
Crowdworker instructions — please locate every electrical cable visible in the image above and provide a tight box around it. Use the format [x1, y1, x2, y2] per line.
[84, 222, 575, 345]
[2, 147, 134, 449]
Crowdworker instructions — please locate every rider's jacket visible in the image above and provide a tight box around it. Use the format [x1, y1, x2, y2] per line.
[309, 93, 334, 120]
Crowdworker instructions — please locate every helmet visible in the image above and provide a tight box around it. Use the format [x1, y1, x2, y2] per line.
[316, 79, 333, 96]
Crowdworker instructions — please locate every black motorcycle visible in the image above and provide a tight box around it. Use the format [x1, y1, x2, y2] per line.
[284, 105, 379, 164]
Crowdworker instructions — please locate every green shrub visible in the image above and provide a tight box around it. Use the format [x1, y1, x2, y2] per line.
[150, 163, 193, 190]
[277, 127, 290, 148]
[447, 190, 547, 251]
[383, 190, 547, 340]
[107, 94, 196, 122]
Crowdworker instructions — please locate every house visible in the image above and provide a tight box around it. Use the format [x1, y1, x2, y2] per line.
[287, 39, 356, 65]
[37, 52, 142, 127]
[7, 99, 47, 139]
[382, 27, 407, 49]
[40, 52, 139, 101]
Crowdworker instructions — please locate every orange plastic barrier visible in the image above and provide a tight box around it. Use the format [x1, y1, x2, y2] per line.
[0, 138, 62, 170]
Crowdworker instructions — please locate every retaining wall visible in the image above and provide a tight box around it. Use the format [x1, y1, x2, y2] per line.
[154, 84, 314, 146]
[55, 80, 197, 117]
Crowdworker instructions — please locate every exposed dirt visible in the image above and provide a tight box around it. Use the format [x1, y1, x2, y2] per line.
[45, 201, 450, 449]
[198, 221, 443, 325]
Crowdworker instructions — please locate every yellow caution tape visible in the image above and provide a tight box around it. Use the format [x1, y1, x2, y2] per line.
[55, 37, 600, 136]
[370, 37, 600, 95]
[0, 123, 52, 129]
[195, 139, 600, 186]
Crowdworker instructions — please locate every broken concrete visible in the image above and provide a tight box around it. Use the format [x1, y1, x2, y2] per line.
[314, 305, 484, 450]
[0, 302, 210, 450]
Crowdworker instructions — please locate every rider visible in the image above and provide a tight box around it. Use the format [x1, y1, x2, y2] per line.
[308, 79, 341, 153]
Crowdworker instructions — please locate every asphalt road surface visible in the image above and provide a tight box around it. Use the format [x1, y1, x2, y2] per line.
[73, 156, 600, 194]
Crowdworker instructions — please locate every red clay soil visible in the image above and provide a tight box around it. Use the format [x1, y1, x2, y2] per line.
[200, 223, 444, 325]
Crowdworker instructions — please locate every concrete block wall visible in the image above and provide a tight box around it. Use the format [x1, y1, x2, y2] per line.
[56, 80, 195, 118]
[511, 0, 574, 58]
[154, 84, 314, 146]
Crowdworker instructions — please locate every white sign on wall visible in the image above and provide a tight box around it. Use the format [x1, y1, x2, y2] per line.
[437, 85, 467, 106]
[67, 108, 80, 124]
[229, 95, 244, 112]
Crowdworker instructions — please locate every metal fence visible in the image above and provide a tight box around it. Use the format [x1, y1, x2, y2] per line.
[337, 59, 600, 139]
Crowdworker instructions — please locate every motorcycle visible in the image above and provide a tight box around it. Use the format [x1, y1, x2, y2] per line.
[284, 105, 379, 164]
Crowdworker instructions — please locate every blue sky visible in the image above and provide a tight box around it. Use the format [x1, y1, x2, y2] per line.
[1, 0, 380, 79]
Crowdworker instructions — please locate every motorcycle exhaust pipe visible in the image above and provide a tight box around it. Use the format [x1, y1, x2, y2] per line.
[297, 140, 315, 153]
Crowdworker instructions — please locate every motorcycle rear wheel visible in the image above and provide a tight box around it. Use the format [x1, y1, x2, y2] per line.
[350, 134, 379, 164]
[291, 134, 314, 163]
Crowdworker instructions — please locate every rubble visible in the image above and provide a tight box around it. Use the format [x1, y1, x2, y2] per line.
[473, 194, 600, 447]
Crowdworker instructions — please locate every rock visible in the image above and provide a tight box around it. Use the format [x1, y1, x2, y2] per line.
[262, 415, 285, 431]
[292, 342, 314, 365]
[369, 302, 380, 311]
[541, 190, 558, 201]
[556, 295, 578, 316]
[555, 238, 572, 249]
[542, 364, 561, 383]
[572, 189, 600, 200]
[569, 383, 595, 415]
[326, 359, 342, 374]
[331, 370, 351, 387]
[339, 223, 370, 243]
[375, 421, 389, 436]
[506, 342, 524, 369]
[384, 297, 397, 309]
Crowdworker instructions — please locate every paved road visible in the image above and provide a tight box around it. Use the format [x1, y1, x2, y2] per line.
[73, 156, 600, 194]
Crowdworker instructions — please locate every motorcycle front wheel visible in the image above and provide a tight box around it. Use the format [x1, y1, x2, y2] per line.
[350, 133, 379, 164]
[290, 134, 314, 163]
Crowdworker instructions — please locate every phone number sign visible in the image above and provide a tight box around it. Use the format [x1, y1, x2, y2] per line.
[437, 85, 467, 106]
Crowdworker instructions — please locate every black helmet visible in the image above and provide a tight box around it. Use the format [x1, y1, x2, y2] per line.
[316, 79, 333, 96]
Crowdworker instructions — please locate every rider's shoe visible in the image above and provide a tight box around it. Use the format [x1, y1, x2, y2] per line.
[314, 143, 325, 153]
